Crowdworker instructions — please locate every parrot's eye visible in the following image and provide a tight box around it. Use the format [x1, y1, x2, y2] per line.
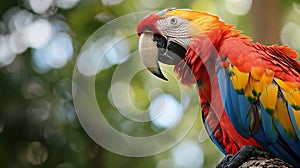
[170, 18, 177, 25]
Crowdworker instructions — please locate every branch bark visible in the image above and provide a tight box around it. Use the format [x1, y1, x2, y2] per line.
[239, 156, 293, 168]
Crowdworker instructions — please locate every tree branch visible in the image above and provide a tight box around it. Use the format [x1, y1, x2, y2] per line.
[239, 156, 293, 168]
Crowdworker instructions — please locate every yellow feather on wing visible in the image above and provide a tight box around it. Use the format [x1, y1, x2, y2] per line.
[273, 97, 296, 138]
[249, 76, 263, 97]
[230, 65, 249, 93]
[250, 67, 265, 81]
[244, 83, 257, 102]
[275, 78, 297, 92]
[260, 69, 274, 86]
[260, 83, 278, 113]
[282, 89, 300, 110]
[291, 108, 300, 133]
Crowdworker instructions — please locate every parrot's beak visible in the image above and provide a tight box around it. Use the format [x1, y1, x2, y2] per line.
[138, 32, 187, 81]
[139, 32, 168, 81]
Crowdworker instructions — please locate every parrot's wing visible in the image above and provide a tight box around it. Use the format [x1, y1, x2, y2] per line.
[218, 37, 300, 165]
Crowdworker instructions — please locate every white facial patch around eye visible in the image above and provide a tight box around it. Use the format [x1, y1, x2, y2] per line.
[156, 17, 190, 38]
[166, 16, 185, 28]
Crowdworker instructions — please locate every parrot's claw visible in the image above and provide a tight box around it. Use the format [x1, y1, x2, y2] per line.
[216, 145, 272, 168]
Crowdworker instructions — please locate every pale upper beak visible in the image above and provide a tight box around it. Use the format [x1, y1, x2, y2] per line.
[138, 32, 168, 81]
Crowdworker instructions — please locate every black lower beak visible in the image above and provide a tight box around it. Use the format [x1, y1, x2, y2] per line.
[138, 33, 187, 81]
[153, 34, 187, 65]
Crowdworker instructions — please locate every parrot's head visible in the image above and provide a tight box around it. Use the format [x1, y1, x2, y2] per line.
[137, 8, 231, 82]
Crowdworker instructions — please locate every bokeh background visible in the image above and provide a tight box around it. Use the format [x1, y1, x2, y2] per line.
[1, 0, 300, 167]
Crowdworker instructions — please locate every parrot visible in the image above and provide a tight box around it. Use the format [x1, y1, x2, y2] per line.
[137, 8, 300, 167]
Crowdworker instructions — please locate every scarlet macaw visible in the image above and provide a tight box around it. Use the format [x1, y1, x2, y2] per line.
[137, 8, 300, 167]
